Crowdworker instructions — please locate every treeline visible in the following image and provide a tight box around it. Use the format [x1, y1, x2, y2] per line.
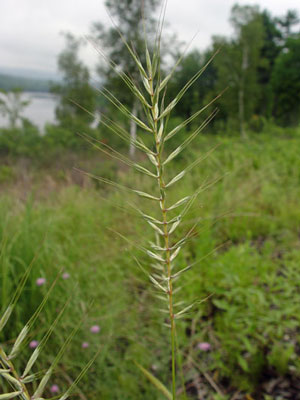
[1, 2, 300, 159]
[0, 73, 52, 92]
[53, 2, 300, 144]
[167, 5, 300, 136]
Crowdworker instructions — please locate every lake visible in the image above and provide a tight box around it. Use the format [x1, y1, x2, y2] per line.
[0, 92, 58, 132]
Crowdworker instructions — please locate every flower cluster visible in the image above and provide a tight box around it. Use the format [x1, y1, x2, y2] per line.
[35, 271, 70, 287]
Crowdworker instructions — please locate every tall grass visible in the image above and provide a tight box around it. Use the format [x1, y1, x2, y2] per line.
[81, 7, 224, 398]
[1, 3, 300, 398]
[1, 132, 300, 397]
[0, 6, 220, 396]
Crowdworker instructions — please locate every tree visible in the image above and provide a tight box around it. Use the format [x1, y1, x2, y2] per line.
[92, 0, 161, 157]
[271, 37, 300, 126]
[0, 88, 30, 129]
[52, 33, 96, 131]
[213, 5, 264, 137]
[167, 49, 217, 124]
[257, 10, 282, 117]
[276, 9, 300, 40]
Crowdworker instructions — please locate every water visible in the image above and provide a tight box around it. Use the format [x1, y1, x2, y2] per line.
[0, 92, 58, 132]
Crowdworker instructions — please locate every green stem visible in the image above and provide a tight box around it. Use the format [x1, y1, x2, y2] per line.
[150, 79, 176, 399]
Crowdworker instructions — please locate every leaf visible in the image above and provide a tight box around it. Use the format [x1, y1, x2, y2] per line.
[163, 109, 218, 165]
[100, 88, 153, 132]
[135, 362, 172, 400]
[157, 121, 164, 143]
[149, 275, 167, 293]
[169, 219, 181, 235]
[163, 146, 183, 166]
[158, 49, 219, 122]
[33, 300, 94, 399]
[147, 250, 165, 263]
[146, 47, 152, 75]
[0, 243, 41, 333]
[0, 306, 13, 333]
[57, 349, 100, 400]
[143, 76, 151, 94]
[22, 293, 73, 377]
[1, 372, 22, 388]
[147, 220, 164, 236]
[159, 98, 177, 120]
[133, 190, 160, 201]
[213, 299, 229, 310]
[9, 325, 29, 359]
[133, 163, 157, 178]
[9, 273, 60, 360]
[0, 392, 22, 399]
[175, 302, 196, 318]
[165, 171, 185, 188]
[147, 153, 158, 166]
[167, 196, 190, 211]
[164, 91, 224, 142]
[158, 74, 172, 92]
[170, 246, 181, 262]
[238, 356, 249, 372]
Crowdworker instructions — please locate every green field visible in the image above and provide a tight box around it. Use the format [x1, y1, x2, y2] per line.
[1, 132, 299, 399]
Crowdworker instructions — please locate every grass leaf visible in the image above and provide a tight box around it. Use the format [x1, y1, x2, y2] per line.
[135, 362, 173, 400]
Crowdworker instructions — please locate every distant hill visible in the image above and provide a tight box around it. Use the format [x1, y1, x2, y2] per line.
[0, 66, 60, 80]
[0, 73, 54, 93]
[0, 67, 61, 93]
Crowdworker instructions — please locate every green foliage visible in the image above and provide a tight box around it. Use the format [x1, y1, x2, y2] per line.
[256, 10, 282, 117]
[1, 133, 300, 398]
[267, 343, 294, 375]
[0, 119, 42, 157]
[275, 9, 300, 40]
[213, 5, 265, 136]
[0, 188, 169, 399]
[0, 88, 30, 129]
[43, 122, 99, 151]
[271, 37, 300, 126]
[167, 50, 216, 123]
[0, 166, 15, 184]
[92, 0, 160, 101]
[52, 33, 97, 130]
[91, 0, 161, 155]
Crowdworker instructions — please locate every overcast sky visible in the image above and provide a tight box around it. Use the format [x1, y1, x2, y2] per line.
[0, 0, 299, 76]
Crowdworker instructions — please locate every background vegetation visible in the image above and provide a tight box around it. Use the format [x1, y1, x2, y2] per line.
[0, 2, 300, 399]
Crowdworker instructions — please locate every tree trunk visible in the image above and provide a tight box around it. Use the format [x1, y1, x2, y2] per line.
[129, 100, 138, 158]
[238, 87, 245, 138]
[239, 44, 248, 139]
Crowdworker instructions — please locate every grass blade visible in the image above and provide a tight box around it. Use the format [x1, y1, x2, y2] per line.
[135, 362, 172, 400]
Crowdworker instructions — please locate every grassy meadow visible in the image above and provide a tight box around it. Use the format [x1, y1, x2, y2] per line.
[1, 131, 300, 399]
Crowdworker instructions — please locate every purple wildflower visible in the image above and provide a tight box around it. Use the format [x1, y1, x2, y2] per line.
[50, 384, 60, 393]
[62, 272, 70, 280]
[36, 277, 46, 286]
[197, 342, 211, 351]
[29, 340, 39, 349]
[90, 325, 100, 334]
[82, 341, 89, 349]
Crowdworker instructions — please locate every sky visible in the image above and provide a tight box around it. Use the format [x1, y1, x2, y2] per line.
[0, 0, 299, 77]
